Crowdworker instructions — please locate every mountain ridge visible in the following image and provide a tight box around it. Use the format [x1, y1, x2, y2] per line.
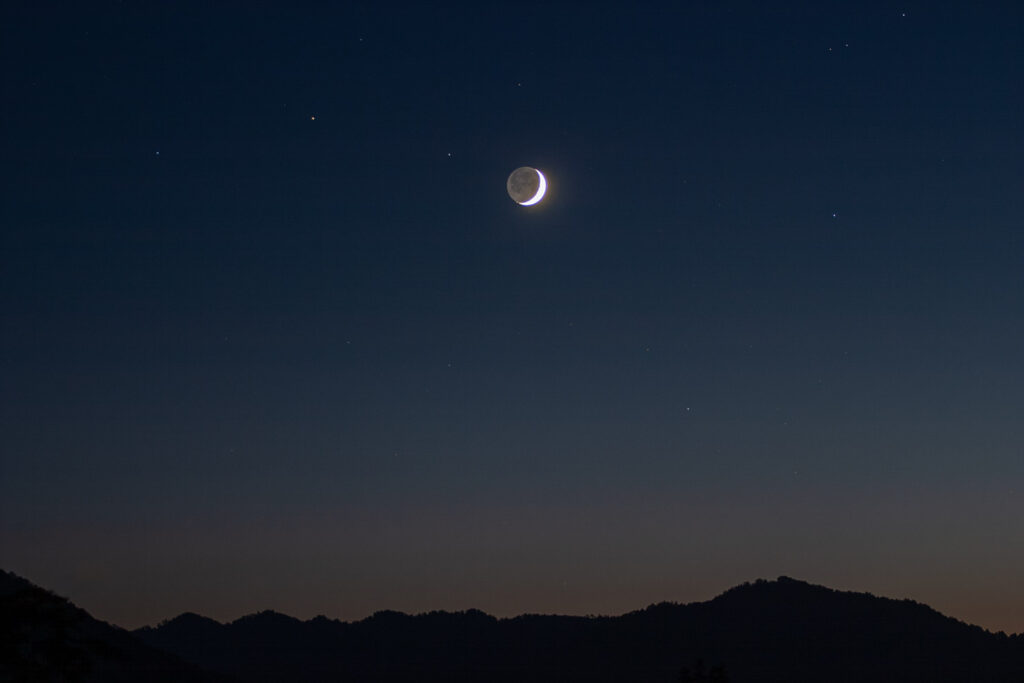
[132, 575, 1024, 683]
[140, 576, 1019, 637]
[4, 569, 1023, 683]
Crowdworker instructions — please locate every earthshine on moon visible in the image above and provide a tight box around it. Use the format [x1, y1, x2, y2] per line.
[507, 167, 547, 206]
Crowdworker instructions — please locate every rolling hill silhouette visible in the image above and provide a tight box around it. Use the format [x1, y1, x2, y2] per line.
[3, 569, 1022, 682]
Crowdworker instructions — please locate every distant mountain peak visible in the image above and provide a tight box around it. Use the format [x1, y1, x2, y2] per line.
[231, 609, 302, 627]
[137, 610, 225, 639]
[163, 611, 222, 627]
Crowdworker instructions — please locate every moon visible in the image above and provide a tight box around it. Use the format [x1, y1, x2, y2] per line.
[507, 167, 547, 206]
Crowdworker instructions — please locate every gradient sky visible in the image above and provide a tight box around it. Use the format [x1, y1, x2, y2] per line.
[2, 2, 1022, 633]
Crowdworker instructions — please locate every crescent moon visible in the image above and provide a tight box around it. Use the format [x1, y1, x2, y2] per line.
[519, 170, 547, 206]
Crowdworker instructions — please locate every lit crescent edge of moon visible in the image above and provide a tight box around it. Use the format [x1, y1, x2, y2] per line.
[519, 169, 547, 206]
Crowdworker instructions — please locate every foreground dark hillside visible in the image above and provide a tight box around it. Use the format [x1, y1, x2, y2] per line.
[134, 576, 1024, 683]
[0, 570, 228, 682]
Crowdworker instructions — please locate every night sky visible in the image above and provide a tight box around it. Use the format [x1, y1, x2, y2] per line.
[2, 2, 1022, 634]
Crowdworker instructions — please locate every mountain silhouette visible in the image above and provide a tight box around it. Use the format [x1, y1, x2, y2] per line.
[134, 575, 1024, 683]
[4, 569, 1023, 682]
[0, 569, 229, 682]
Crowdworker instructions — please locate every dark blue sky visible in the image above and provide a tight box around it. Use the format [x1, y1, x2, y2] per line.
[2, 2, 1022, 632]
